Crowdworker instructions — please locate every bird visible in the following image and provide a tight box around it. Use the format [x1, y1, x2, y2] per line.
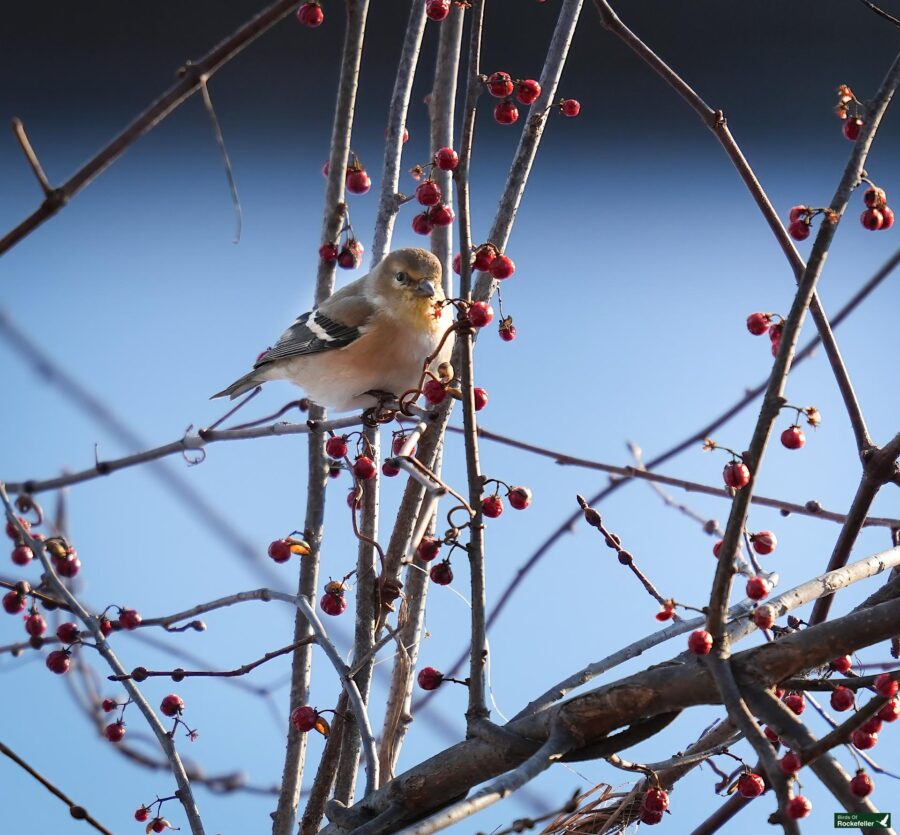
[212, 247, 454, 411]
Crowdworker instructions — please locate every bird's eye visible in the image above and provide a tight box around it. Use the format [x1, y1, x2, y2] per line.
[394, 271, 408, 283]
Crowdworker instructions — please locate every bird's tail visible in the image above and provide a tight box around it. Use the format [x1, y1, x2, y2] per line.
[210, 370, 266, 400]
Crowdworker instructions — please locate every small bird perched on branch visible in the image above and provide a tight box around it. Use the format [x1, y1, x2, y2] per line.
[212, 247, 453, 411]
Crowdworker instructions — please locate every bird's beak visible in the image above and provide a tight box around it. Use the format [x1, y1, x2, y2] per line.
[415, 279, 436, 298]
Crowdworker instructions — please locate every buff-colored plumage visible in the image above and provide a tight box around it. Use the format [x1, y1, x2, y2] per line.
[212, 248, 454, 411]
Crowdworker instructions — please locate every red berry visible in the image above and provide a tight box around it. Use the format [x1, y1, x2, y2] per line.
[864, 187, 887, 209]
[783, 693, 805, 715]
[102, 698, 117, 712]
[560, 98, 581, 117]
[160, 694, 184, 717]
[830, 686, 854, 712]
[319, 242, 339, 263]
[118, 609, 142, 630]
[764, 726, 780, 744]
[482, 495, 504, 518]
[417, 666, 444, 690]
[787, 795, 811, 820]
[473, 245, 496, 271]
[737, 772, 765, 798]
[104, 721, 126, 743]
[829, 655, 852, 674]
[745, 577, 770, 601]
[381, 460, 400, 477]
[412, 212, 434, 236]
[268, 539, 292, 563]
[642, 788, 669, 813]
[468, 301, 494, 328]
[850, 770, 873, 798]
[473, 387, 488, 411]
[688, 629, 713, 655]
[489, 255, 515, 279]
[861, 716, 883, 735]
[56, 622, 80, 643]
[788, 205, 808, 223]
[861, 208, 884, 231]
[788, 220, 810, 241]
[325, 435, 349, 459]
[5, 516, 30, 539]
[337, 241, 363, 269]
[780, 751, 802, 774]
[3, 591, 26, 615]
[320, 589, 347, 616]
[151, 820, 167, 834]
[750, 531, 777, 555]
[24, 612, 47, 637]
[135, 807, 151, 823]
[780, 425, 805, 450]
[353, 456, 377, 481]
[429, 204, 455, 226]
[878, 697, 900, 722]
[746, 312, 770, 336]
[494, 100, 519, 125]
[296, 2, 324, 27]
[753, 605, 775, 630]
[429, 559, 453, 585]
[416, 537, 442, 562]
[639, 809, 663, 825]
[11, 545, 33, 566]
[656, 604, 675, 621]
[486, 71, 514, 98]
[722, 461, 750, 489]
[55, 555, 81, 578]
[291, 705, 318, 732]
[346, 169, 371, 195]
[516, 79, 541, 105]
[843, 117, 864, 140]
[508, 486, 532, 510]
[99, 616, 113, 637]
[423, 378, 447, 404]
[329, 467, 341, 479]
[874, 673, 898, 698]
[434, 147, 459, 171]
[452, 253, 462, 274]
[881, 206, 895, 229]
[425, 0, 450, 21]
[498, 317, 517, 341]
[712, 539, 723, 558]
[852, 729, 878, 750]
[416, 180, 442, 206]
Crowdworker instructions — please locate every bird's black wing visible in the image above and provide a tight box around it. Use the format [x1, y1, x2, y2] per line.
[255, 310, 363, 366]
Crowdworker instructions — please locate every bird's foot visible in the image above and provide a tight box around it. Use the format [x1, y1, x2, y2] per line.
[361, 391, 399, 426]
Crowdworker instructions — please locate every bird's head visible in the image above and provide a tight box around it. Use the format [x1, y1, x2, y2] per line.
[371, 248, 445, 324]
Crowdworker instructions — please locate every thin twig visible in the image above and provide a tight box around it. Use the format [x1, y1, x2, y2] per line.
[11, 118, 52, 196]
[198, 77, 242, 243]
[857, 0, 900, 27]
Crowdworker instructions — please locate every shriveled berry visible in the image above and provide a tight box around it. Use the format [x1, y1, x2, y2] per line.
[494, 100, 519, 125]
[508, 486, 532, 510]
[750, 531, 777, 555]
[864, 187, 887, 209]
[56, 622, 80, 643]
[861, 208, 884, 231]
[429, 204, 455, 226]
[498, 317, 517, 341]
[423, 379, 447, 404]
[346, 168, 371, 195]
[489, 255, 515, 279]
[830, 686, 854, 712]
[412, 212, 434, 236]
[723, 461, 750, 489]
[104, 721, 126, 743]
[11, 545, 33, 566]
[516, 79, 541, 105]
[843, 117, 864, 140]
[783, 692, 805, 715]
[381, 460, 400, 477]
[417, 666, 444, 690]
[425, 0, 451, 21]
[688, 629, 713, 655]
[296, 2, 324, 27]
[852, 729, 878, 750]
[753, 605, 775, 630]
[560, 98, 581, 117]
[642, 788, 669, 813]
[473, 387, 488, 411]
[353, 456, 377, 481]
[118, 609, 142, 630]
[787, 795, 811, 820]
[468, 301, 494, 328]
[291, 705, 318, 732]
[320, 589, 347, 616]
[434, 147, 459, 171]
[416, 537, 442, 562]
[337, 241, 363, 269]
[430, 559, 453, 585]
[746, 312, 770, 336]
[746, 577, 770, 601]
[874, 673, 898, 698]
[3, 591, 26, 615]
[486, 72, 514, 98]
[788, 220, 810, 241]
[482, 495, 504, 518]
[737, 772, 765, 798]
[319, 242, 339, 263]
[850, 770, 873, 798]
[830, 655, 852, 674]
[781, 426, 805, 450]
[268, 539, 292, 563]
[416, 180, 441, 206]
[160, 694, 184, 717]
[878, 697, 900, 722]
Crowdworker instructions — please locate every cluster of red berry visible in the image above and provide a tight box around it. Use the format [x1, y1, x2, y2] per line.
[410, 147, 458, 235]
[453, 243, 516, 281]
[483, 71, 579, 125]
[859, 185, 895, 232]
[639, 787, 669, 826]
[319, 236, 364, 270]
